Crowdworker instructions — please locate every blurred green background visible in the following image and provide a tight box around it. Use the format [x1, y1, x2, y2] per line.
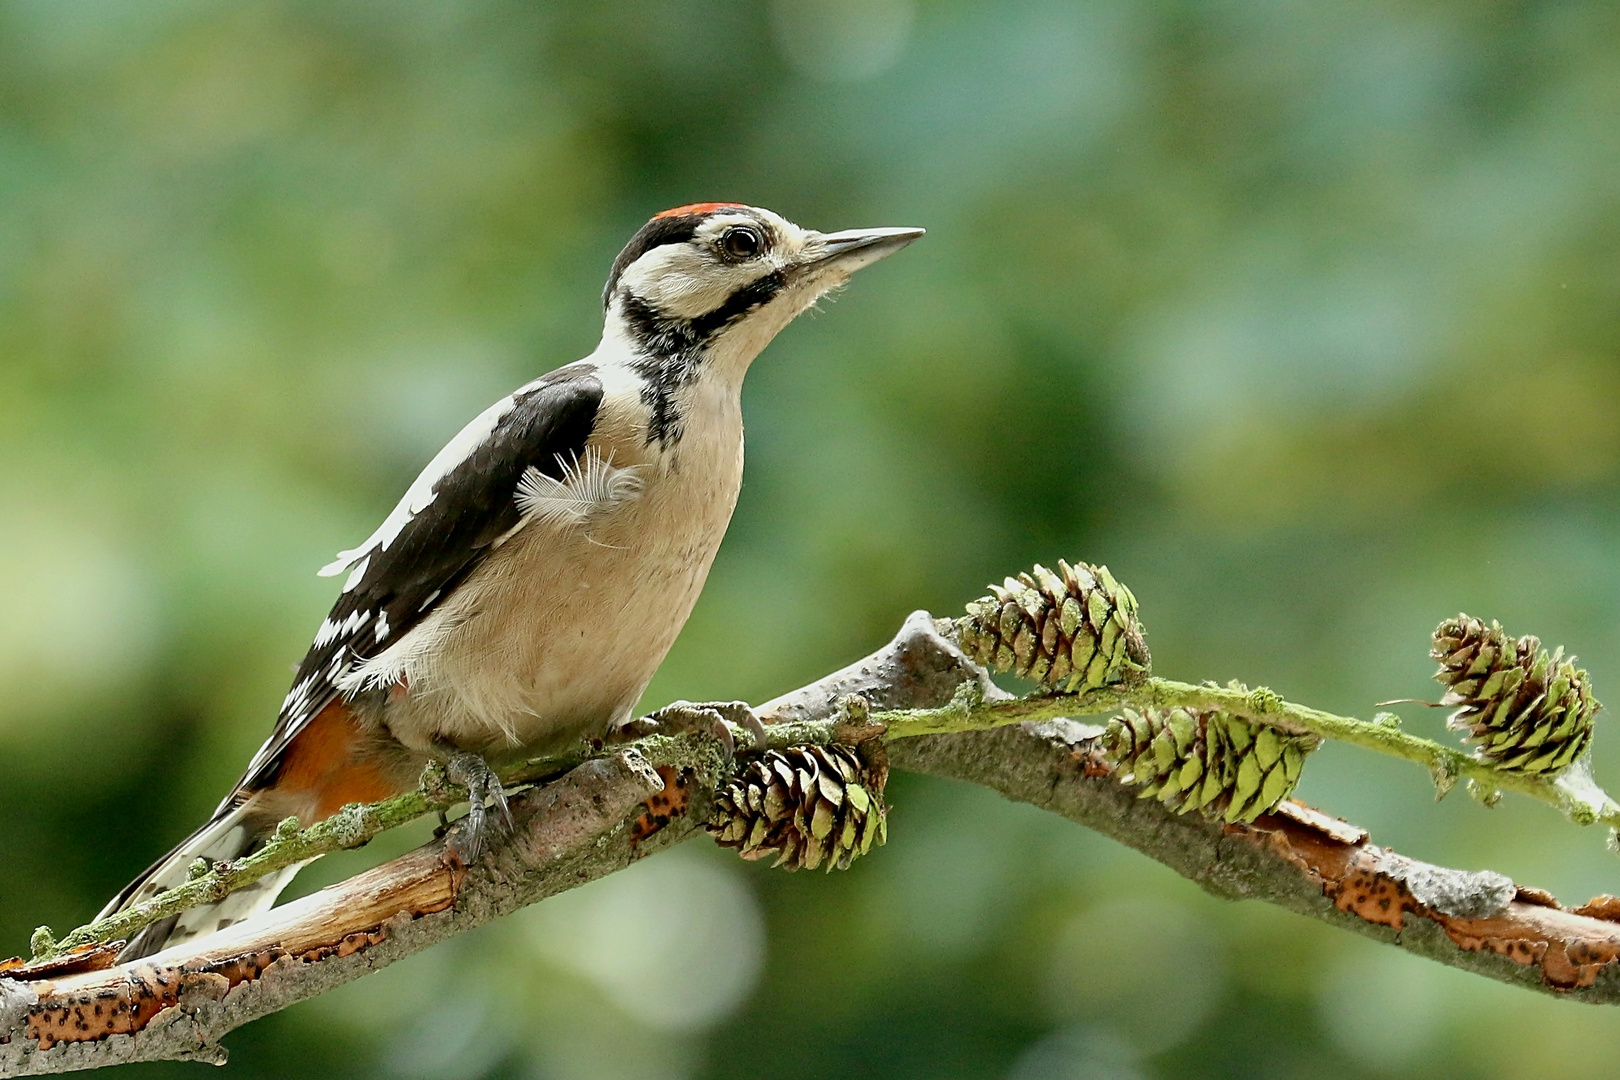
[4, 1, 1620, 1077]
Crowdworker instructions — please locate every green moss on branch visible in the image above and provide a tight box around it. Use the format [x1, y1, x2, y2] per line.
[39, 651, 1618, 962]
[867, 676, 1620, 829]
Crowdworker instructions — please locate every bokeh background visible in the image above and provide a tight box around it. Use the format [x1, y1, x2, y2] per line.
[3, 1, 1620, 1077]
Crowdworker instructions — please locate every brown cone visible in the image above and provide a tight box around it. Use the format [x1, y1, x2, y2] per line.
[710, 745, 888, 872]
[954, 560, 1150, 692]
[1432, 615, 1599, 774]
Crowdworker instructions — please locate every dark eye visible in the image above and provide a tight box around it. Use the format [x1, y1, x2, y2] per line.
[719, 226, 764, 260]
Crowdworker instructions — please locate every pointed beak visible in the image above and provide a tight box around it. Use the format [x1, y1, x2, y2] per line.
[812, 226, 926, 274]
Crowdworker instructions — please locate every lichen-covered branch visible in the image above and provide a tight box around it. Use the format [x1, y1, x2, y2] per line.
[37, 595, 1617, 967]
[8, 612, 1620, 1076]
[26, 722, 844, 964]
[0, 750, 678, 1075]
[866, 670, 1620, 829]
[945, 562, 1615, 828]
[33, 789, 455, 963]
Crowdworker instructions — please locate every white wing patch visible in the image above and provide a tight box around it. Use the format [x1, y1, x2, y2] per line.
[515, 447, 643, 529]
[317, 382, 541, 579]
[314, 608, 372, 648]
[341, 555, 371, 594]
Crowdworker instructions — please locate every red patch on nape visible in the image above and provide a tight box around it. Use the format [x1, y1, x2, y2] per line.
[654, 201, 746, 219]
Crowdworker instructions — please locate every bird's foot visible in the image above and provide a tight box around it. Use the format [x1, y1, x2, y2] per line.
[626, 700, 769, 756]
[443, 752, 513, 866]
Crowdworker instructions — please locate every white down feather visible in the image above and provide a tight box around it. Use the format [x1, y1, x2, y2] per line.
[515, 447, 644, 529]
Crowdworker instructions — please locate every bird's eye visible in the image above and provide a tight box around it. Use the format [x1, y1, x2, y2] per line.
[719, 226, 764, 260]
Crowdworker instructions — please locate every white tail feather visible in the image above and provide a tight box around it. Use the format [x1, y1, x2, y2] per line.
[165, 862, 305, 949]
[100, 804, 315, 959]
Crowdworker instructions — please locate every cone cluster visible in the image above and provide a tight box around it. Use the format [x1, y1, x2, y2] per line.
[1432, 615, 1599, 774]
[710, 745, 887, 872]
[955, 560, 1150, 693]
[1105, 706, 1315, 823]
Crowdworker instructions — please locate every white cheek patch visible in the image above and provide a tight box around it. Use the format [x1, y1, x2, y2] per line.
[618, 235, 793, 321]
[619, 245, 733, 318]
[515, 446, 644, 529]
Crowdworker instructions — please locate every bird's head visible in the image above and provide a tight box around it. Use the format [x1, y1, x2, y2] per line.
[601, 203, 923, 376]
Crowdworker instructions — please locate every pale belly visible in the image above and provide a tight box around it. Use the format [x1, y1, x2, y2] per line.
[374, 430, 744, 759]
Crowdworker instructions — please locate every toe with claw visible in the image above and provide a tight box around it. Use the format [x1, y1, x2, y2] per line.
[642, 700, 770, 755]
[444, 752, 513, 865]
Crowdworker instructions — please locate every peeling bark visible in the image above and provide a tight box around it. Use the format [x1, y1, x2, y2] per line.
[0, 751, 669, 1075]
[6, 612, 1620, 1075]
[888, 722, 1620, 1001]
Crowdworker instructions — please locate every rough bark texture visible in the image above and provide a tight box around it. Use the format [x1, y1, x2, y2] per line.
[891, 724, 1620, 999]
[7, 611, 1620, 1075]
[0, 752, 673, 1075]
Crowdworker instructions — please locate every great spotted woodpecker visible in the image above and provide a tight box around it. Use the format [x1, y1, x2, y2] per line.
[100, 203, 924, 958]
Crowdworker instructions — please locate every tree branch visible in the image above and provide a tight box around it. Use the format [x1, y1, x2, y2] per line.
[891, 724, 1620, 999]
[7, 612, 1620, 1075]
[865, 668, 1620, 830]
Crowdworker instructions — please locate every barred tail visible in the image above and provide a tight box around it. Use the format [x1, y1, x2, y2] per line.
[99, 805, 309, 961]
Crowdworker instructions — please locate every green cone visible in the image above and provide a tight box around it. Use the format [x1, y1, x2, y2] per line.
[954, 560, 1150, 692]
[1105, 707, 1316, 824]
[709, 745, 888, 872]
[1432, 615, 1599, 774]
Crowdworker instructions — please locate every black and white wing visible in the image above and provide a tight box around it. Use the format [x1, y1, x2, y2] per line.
[228, 365, 604, 802]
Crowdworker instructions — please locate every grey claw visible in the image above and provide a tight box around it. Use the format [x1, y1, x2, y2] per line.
[445, 752, 512, 865]
[489, 777, 513, 832]
[709, 701, 769, 752]
[711, 714, 736, 756]
[644, 700, 769, 755]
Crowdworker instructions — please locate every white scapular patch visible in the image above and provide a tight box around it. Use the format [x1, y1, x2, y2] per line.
[514, 447, 643, 529]
[318, 382, 540, 579]
[342, 554, 371, 593]
[375, 610, 391, 642]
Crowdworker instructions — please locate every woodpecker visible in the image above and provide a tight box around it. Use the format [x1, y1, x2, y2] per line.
[100, 203, 924, 958]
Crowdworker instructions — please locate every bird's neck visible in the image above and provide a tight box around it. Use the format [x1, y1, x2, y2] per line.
[594, 311, 751, 452]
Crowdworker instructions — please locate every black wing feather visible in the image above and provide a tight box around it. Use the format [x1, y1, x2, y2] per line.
[231, 366, 603, 800]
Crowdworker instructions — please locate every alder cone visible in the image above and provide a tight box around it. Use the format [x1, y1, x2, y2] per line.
[1105, 706, 1315, 824]
[709, 745, 887, 872]
[955, 560, 1150, 692]
[1432, 615, 1599, 774]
